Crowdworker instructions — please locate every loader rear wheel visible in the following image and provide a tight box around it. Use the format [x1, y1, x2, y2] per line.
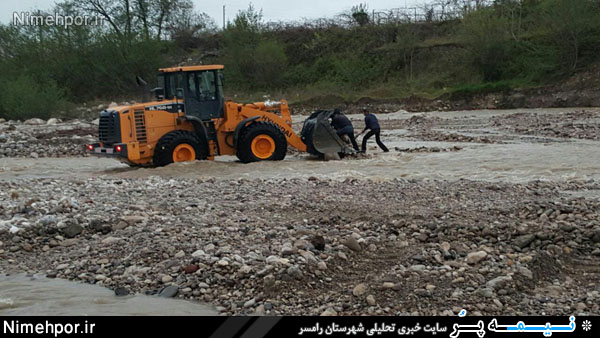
[153, 130, 207, 167]
[237, 122, 287, 163]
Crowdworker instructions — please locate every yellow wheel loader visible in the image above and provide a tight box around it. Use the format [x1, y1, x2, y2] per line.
[88, 65, 352, 166]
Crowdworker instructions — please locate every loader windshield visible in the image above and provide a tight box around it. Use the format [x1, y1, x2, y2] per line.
[157, 73, 184, 100]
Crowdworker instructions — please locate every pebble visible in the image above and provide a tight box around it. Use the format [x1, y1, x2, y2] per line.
[287, 266, 303, 280]
[514, 234, 536, 249]
[466, 251, 487, 264]
[353, 283, 367, 296]
[342, 237, 361, 252]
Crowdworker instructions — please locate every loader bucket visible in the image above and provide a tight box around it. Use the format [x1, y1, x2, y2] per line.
[301, 110, 354, 157]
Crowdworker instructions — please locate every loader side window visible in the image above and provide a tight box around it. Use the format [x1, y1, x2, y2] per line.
[196, 71, 217, 101]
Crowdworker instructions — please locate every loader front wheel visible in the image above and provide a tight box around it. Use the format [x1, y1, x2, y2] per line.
[153, 130, 207, 166]
[237, 122, 287, 163]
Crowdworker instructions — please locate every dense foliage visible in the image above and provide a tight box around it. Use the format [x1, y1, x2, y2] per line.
[1, 0, 600, 119]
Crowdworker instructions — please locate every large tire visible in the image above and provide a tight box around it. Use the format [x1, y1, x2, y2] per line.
[153, 130, 207, 167]
[236, 122, 287, 163]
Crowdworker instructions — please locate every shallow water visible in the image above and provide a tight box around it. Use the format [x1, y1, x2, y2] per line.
[0, 274, 216, 316]
[1, 108, 599, 184]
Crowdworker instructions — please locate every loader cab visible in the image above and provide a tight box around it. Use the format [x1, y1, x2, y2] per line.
[157, 65, 225, 120]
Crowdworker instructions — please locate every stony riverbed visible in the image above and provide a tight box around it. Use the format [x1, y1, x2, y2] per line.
[1, 108, 599, 316]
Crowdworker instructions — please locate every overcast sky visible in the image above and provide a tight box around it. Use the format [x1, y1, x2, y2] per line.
[2, 0, 421, 26]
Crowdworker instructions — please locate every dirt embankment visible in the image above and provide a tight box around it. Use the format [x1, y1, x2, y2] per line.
[291, 65, 600, 114]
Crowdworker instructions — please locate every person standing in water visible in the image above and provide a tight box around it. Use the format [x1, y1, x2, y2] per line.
[357, 108, 389, 153]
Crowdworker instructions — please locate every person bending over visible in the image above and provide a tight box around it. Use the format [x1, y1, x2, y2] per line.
[331, 108, 359, 151]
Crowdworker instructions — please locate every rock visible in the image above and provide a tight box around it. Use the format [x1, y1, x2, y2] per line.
[101, 237, 123, 245]
[478, 287, 495, 298]
[25, 118, 45, 125]
[518, 267, 533, 279]
[39, 215, 57, 226]
[342, 237, 362, 252]
[191, 249, 205, 258]
[56, 263, 69, 270]
[46, 118, 61, 125]
[238, 265, 253, 275]
[366, 295, 376, 306]
[108, 102, 118, 108]
[61, 224, 83, 238]
[255, 304, 266, 315]
[414, 289, 431, 297]
[266, 255, 285, 265]
[466, 251, 487, 264]
[310, 235, 325, 251]
[60, 238, 78, 247]
[486, 276, 512, 290]
[514, 234, 535, 249]
[161, 275, 173, 283]
[382, 282, 395, 289]
[216, 259, 229, 266]
[0, 118, 5, 123]
[243, 298, 256, 308]
[337, 252, 348, 260]
[281, 246, 295, 256]
[320, 308, 337, 316]
[352, 283, 367, 297]
[591, 229, 600, 243]
[174, 250, 185, 258]
[95, 274, 107, 281]
[184, 264, 199, 274]
[299, 250, 317, 264]
[121, 215, 146, 225]
[287, 266, 303, 280]
[409, 264, 426, 272]
[159, 285, 179, 298]
[317, 261, 327, 270]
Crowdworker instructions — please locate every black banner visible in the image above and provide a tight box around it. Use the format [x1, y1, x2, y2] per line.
[1, 316, 598, 338]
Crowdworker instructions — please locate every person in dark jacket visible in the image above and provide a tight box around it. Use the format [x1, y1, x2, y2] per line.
[331, 108, 359, 151]
[357, 108, 389, 153]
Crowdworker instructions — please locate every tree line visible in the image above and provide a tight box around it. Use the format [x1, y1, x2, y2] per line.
[1, 0, 599, 119]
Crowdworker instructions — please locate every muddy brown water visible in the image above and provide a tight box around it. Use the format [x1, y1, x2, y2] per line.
[2, 108, 599, 184]
[1, 108, 599, 315]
